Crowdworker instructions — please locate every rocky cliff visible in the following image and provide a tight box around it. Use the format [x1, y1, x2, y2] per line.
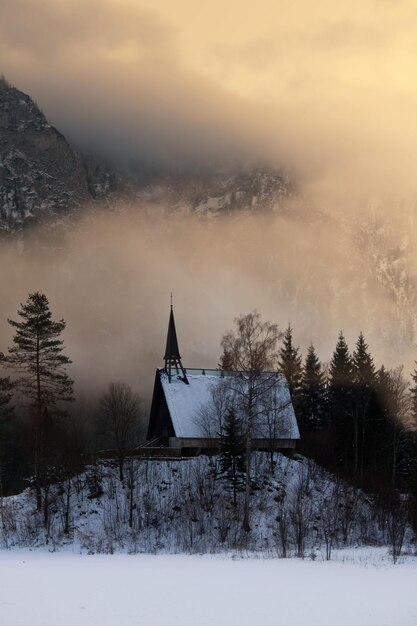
[0, 77, 90, 232]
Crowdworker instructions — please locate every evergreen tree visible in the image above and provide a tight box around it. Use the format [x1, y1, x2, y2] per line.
[408, 435, 417, 534]
[328, 332, 354, 473]
[219, 408, 246, 506]
[379, 366, 411, 488]
[410, 363, 417, 426]
[0, 377, 13, 423]
[278, 325, 303, 404]
[352, 332, 375, 385]
[300, 344, 326, 433]
[373, 365, 392, 479]
[352, 332, 376, 479]
[0, 377, 14, 499]
[1, 292, 74, 510]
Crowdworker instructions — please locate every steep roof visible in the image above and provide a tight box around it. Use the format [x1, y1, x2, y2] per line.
[158, 370, 300, 440]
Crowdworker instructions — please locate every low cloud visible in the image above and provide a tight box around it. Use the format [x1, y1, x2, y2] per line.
[0, 208, 414, 403]
[2, 0, 417, 204]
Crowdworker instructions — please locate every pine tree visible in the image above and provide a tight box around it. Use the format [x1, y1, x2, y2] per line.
[300, 344, 326, 433]
[219, 408, 246, 506]
[408, 435, 417, 534]
[0, 377, 13, 423]
[352, 332, 375, 385]
[410, 363, 417, 426]
[376, 366, 411, 488]
[352, 332, 376, 479]
[0, 377, 14, 501]
[1, 292, 74, 510]
[278, 325, 303, 404]
[328, 332, 354, 473]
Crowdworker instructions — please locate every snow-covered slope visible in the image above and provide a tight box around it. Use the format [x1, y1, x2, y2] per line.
[0, 454, 398, 556]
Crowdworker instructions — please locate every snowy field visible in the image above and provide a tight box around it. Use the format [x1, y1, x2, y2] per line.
[1, 550, 417, 626]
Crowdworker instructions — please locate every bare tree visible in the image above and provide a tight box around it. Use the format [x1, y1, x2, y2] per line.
[219, 311, 281, 531]
[320, 481, 341, 560]
[289, 485, 312, 559]
[385, 491, 409, 563]
[276, 500, 290, 557]
[196, 379, 233, 437]
[260, 385, 292, 474]
[98, 382, 142, 482]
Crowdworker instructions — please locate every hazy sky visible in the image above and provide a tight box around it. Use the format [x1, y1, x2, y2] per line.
[2, 0, 417, 202]
[2, 1, 417, 398]
[1, 209, 413, 401]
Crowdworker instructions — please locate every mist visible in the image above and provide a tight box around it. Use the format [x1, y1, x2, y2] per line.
[2, 1, 417, 404]
[0, 205, 415, 405]
[3, 0, 417, 205]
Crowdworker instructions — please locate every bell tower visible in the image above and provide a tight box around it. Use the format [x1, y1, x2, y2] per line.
[163, 299, 189, 384]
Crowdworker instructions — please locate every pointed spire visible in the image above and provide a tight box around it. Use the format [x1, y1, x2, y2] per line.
[163, 300, 188, 384]
[164, 306, 181, 362]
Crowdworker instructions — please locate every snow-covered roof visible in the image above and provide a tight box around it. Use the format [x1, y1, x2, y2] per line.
[159, 370, 300, 440]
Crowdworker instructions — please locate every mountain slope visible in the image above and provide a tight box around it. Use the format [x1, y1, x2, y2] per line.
[0, 78, 90, 231]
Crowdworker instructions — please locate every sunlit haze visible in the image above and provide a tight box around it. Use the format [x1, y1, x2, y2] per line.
[1, 1, 417, 400]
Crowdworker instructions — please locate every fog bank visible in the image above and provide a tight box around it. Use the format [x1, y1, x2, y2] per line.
[0, 205, 415, 401]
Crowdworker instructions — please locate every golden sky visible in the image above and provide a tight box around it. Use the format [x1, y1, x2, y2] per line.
[2, 0, 417, 201]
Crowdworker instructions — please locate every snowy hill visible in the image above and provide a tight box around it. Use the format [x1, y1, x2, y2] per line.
[0, 453, 403, 557]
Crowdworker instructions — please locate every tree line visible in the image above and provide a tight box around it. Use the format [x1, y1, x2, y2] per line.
[216, 313, 417, 536]
[276, 325, 416, 492]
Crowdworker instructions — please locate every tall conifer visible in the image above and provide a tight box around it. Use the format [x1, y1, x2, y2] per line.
[1, 292, 74, 510]
[278, 325, 303, 405]
[328, 332, 354, 472]
[352, 332, 376, 479]
[219, 408, 246, 506]
[410, 363, 417, 426]
[300, 344, 326, 432]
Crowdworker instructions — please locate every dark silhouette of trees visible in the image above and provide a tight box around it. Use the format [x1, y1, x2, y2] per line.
[0, 378, 13, 423]
[300, 344, 326, 432]
[351, 332, 376, 480]
[1, 292, 73, 512]
[98, 382, 142, 482]
[328, 332, 354, 473]
[219, 408, 245, 506]
[410, 363, 417, 424]
[298, 344, 328, 460]
[278, 325, 303, 408]
[0, 377, 14, 501]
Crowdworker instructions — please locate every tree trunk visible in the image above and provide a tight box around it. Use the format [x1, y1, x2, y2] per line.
[43, 485, 49, 529]
[353, 412, 359, 477]
[118, 453, 124, 483]
[392, 430, 398, 488]
[232, 457, 237, 507]
[243, 430, 251, 532]
[64, 483, 71, 535]
[35, 331, 43, 511]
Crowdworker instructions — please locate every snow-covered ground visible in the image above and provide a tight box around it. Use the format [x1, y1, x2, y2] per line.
[1, 454, 390, 554]
[0, 550, 416, 626]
